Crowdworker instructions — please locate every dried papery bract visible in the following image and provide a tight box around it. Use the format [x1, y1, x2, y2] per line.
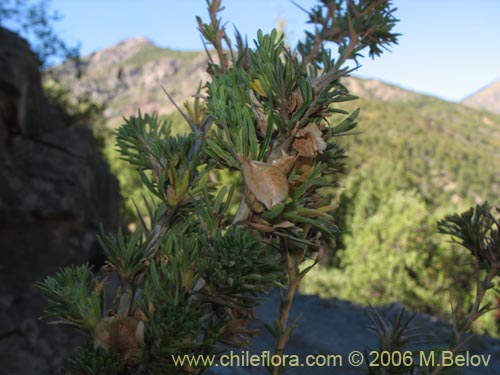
[241, 160, 289, 211]
[292, 123, 327, 157]
[94, 316, 144, 366]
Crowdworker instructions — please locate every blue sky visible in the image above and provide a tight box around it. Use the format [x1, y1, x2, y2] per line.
[42, 1, 500, 102]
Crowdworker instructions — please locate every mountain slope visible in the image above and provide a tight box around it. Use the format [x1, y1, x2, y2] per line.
[48, 37, 210, 127]
[462, 79, 500, 114]
[47, 37, 421, 128]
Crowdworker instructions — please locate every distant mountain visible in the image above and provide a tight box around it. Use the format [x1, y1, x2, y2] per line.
[462, 79, 500, 114]
[47, 37, 420, 128]
[47, 37, 210, 127]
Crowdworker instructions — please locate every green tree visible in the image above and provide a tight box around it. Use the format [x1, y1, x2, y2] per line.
[302, 160, 483, 324]
[0, 0, 80, 68]
[364, 203, 500, 375]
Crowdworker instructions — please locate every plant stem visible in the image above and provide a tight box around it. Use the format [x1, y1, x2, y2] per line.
[272, 247, 304, 375]
[430, 263, 499, 375]
[115, 109, 209, 318]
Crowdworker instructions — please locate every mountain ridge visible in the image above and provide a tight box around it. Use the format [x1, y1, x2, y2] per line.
[49, 37, 500, 125]
[47, 37, 443, 128]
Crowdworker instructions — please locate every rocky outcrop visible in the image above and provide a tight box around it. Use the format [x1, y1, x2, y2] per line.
[0, 27, 120, 374]
[49, 37, 210, 127]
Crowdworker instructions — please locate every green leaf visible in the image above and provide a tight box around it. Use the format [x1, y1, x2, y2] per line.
[261, 201, 287, 221]
[35, 264, 104, 330]
[331, 108, 360, 134]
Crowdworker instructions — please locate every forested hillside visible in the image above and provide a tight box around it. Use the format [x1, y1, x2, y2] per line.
[301, 94, 500, 335]
[341, 96, 499, 207]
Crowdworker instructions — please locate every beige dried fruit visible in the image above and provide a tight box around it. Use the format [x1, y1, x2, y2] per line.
[241, 160, 289, 210]
[293, 157, 315, 184]
[292, 123, 327, 157]
[93, 316, 144, 365]
[245, 191, 266, 213]
[288, 90, 303, 112]
[234, 199, 251, 223]
[94, 317, 112, 351]
[271, 150, 297, 175]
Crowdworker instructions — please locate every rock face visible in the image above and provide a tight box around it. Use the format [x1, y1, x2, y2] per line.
[49, 37, 210, 127]
[0, 27, 121, 374]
